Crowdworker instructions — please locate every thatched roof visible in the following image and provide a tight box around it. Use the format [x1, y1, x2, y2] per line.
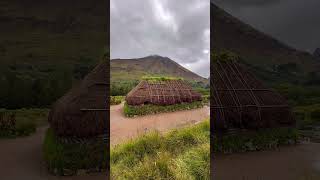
[48, 61, 108, 137]
[211, 60, 295, 131]
[126, 79, 202, 106]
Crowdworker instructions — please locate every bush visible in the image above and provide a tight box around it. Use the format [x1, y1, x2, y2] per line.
[0, 108, 46, 138]
[213, 128, 299, 153]
[123, 101, 204, 117]
[43, 129, 107, 176]
[110, 96, 125, 105]
[111, 120, 210, 179]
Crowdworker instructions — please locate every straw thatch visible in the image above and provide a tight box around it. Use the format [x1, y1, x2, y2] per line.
[211, 60, 295, 131]
[48, 61, 109, 138]
[126, 79, 202, 106]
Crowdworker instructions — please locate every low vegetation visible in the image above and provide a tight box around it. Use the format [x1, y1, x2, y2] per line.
[142, 76, 183, 82]
[110, 96, 125, 105]
[213, 128, 299, 153]
[124, 101, 205, 117]
[111, 120, 210, 179]
[43, 128, 107, 176]
[0, 108, 49, 138]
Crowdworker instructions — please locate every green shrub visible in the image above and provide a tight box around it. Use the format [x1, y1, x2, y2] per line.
[111, 120, 210, 179]
[43, 129, 107, 175]
[0, 108, 47, 138]
[110, 96, 125, 105]
[124, 101, 204, 117]
[142, 76, 183, 82]
[213, 127, 299, 153]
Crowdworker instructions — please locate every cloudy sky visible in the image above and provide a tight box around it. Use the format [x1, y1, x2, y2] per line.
[213, 0, 320, 53]
[111, 0, 210, 78]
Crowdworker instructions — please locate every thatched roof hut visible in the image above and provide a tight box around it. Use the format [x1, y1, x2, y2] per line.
[48, 61, 108, 138]
[211, 60, 295, 131]
[126, 78, 202, 106]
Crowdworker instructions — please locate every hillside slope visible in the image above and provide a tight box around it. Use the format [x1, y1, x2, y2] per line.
[0, 0, 108, 108]
[211, 3, 320, 83]
[111, 55, 208, 83]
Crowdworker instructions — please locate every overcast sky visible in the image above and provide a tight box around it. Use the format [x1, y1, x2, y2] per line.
[110, 0, 210, 78]
[213, 0, 320, 53]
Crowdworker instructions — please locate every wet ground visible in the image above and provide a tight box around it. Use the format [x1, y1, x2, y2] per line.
[0, 126, 106, 180]
[110, 102, 210, 145]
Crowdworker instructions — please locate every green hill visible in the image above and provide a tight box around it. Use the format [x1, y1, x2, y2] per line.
[0, 0, 108, 108]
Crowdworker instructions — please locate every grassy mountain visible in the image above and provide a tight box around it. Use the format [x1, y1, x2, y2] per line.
[111, 55, 208, 83]
[211, 3, 320, 85]
[0, 0, 108, 108]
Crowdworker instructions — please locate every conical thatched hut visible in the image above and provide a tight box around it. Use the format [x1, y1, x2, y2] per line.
[48, 61, 109, 137]
[211, 60, 295, 131]
[126, 78, 202, 106]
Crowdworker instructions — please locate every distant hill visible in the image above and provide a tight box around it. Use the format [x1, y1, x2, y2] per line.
[111, 55, 208, 83]
[211, 3, 320, 84]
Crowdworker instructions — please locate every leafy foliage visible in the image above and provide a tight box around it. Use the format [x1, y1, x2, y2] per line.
[110, 96, 125, 105]
[110, 80, 139, 96]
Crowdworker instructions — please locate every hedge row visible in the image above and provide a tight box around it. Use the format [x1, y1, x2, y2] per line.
[123, 101, 205, 117]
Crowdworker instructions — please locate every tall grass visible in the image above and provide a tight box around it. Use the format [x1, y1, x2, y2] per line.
[111, 120, 210, 179]
[43, 129, 107, 175]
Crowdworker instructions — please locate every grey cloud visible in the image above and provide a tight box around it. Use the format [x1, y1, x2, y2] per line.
[111, 0, 210, 78]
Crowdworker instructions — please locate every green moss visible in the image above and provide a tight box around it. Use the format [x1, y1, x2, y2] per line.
[124, 101, 205, 117]
[141, 76, 183, 82]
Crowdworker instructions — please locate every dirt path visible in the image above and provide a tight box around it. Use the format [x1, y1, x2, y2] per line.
[110, 103, 210, 145]
[0, 126, 106, 180]
[214, 142, 320, 180]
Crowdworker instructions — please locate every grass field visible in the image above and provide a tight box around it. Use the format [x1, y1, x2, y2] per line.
[0, 108, 49, 138]
[110, 119, 210, 179]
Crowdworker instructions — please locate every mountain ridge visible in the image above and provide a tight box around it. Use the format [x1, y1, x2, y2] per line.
[211, 3, 320, 77]
[111, 55, 208, 83]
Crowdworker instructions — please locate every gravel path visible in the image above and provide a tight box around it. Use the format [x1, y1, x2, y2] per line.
[110, 103, 210, 145]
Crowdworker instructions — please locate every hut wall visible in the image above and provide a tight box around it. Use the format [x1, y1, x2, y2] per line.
[126, 80, 202, 106]
[211, 60, 295, 131]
